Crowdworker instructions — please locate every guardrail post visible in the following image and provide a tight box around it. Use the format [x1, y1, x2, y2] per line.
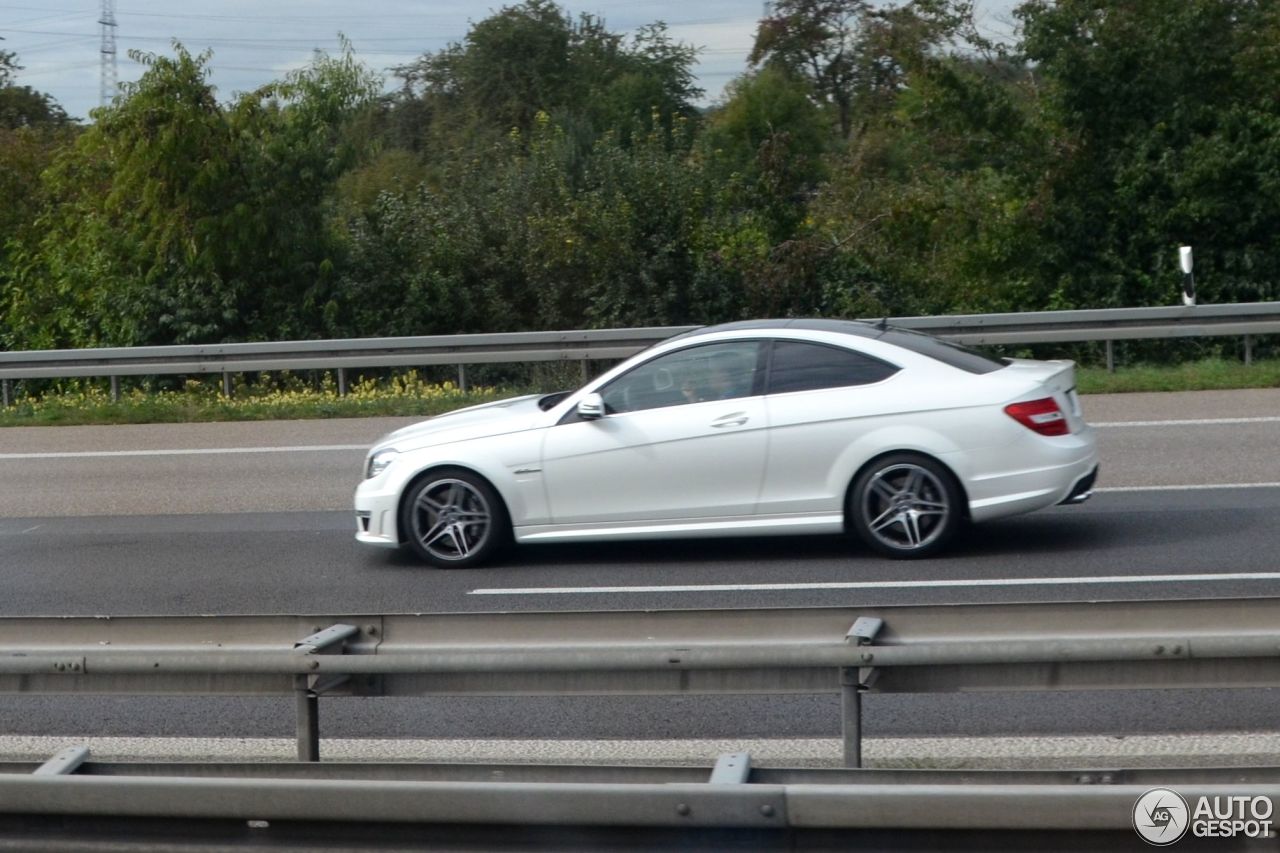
[709, 752, 751, 784]
[293, 624, 360, 762]
[337, 367, 348, 396]
[109, 376, 120, 403]
[840, 668, 862, 767]
[1105, 340, 1115, 373]
[221, 372, 232, 398]
[842, 617, 883, 768]
[295, 676, 321, 762]
[457, 365, 468, 392]
[33, 745, 90, 776]
[1, 379, 10, 408]
[1245, 335, 1253, 367]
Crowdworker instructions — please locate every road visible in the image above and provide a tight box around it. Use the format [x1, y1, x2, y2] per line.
[1, 388, 1279, 746]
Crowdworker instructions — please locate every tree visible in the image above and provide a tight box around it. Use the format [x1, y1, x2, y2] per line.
[0, 45, 15, 88]
[1017, 0, 1280, 308]
[702, 66, 828, 241]
[0, 80, 69, 129]
[0, 48, 76, 351]
[336, 113, 723, 336]
[6, 43, 379, 349]
[749, 0, 979, 140]
[391, 1, 701, 151]
[0, 47, 69, 128]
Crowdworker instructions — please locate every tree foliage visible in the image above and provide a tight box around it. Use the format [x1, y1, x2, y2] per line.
[750, 0, 982, 139]
[0, 49, 69, 129]
[392, 0, 701, 150]
[337, 114, 717, 335]
[4, 43, 378, 348]
[3, 0, 1280, 360]
[1016, 0, 1280, 308]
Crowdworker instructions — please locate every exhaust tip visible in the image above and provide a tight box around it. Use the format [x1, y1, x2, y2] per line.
[1059, 466, 1098, 506]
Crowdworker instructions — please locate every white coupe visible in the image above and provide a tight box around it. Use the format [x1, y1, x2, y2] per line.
[355, 320, 1098, 566]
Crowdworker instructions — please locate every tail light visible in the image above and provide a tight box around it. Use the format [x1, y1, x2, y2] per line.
[1004, 397, 1069, 436]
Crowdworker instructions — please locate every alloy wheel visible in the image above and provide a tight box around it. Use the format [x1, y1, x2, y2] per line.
[859, 462, 953, 553]
[409, 478, 492, 562]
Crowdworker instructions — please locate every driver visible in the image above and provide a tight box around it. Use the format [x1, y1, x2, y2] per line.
[682, 352, 750, 402]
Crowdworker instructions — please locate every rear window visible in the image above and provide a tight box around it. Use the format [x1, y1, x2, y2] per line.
[768, 340, 899, 393]
[877, 328, 1008, 374]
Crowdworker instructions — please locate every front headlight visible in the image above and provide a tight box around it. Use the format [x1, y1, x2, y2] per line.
[365, 449, 399, 479]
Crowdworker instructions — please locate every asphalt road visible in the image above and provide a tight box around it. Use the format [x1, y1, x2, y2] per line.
[3, 490, 1280, 616]
[2, 388, 1279, 743]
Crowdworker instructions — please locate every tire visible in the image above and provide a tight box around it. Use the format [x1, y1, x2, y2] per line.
[400, 468, 510, 568]
[849, 453, 963, 559]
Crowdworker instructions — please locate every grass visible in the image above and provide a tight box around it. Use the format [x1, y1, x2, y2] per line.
[1076, 357, 1280, 394]
[1, 358, 1277, 427]
[0, 373, 509, 427]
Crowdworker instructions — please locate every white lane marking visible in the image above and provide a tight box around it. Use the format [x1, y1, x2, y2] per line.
[1094, 416, 1280, 428]
[470, 571, 1280, 596]
[1097, 483, 1280, 492]
[0, 445, 366, 460]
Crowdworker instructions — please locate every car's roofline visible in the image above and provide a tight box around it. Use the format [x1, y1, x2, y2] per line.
[666, 318, 888, 343]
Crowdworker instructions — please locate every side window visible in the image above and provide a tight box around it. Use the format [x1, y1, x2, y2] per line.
[599, 342, 761, 414]
[767, 340, 899, 394]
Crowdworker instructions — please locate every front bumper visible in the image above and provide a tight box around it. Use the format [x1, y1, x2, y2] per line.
[354, 478, 401, 549]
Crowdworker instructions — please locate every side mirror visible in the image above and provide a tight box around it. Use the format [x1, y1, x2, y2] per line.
[577, 392, 606, 420]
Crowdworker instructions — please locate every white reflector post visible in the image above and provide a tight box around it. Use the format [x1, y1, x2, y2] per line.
[1179, 245, 1196, 306]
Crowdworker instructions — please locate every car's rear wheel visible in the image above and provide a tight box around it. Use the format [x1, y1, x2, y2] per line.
[401, 469, 509, 568]
[850, 454, 962, 558]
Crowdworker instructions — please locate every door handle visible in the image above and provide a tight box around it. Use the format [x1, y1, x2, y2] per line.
[711, 414, 748, 428]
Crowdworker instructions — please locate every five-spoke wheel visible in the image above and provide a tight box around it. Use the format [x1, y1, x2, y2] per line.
[401, 469, 509, 568]
[850, 454, 961, 558]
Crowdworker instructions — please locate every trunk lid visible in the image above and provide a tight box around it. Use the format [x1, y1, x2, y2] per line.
[1001, 358, 1086, 433]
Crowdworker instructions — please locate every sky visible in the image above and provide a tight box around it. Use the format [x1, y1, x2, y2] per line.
[0, 0, 1021, 123]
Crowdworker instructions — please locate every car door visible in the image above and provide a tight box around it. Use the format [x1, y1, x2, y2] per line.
[540, 341, 768, 525]
[758, 338, 902, 515]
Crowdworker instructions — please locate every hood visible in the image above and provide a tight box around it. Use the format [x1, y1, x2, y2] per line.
[371, 394, 548, 452]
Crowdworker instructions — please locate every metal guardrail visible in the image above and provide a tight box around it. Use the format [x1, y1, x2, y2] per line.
[3, 597, 1279, 766]
[1, 754, 1278, 846]
[2, 301, 1278, 404]
[0, 326, 693, 401]
[885, 301, 1280, 345]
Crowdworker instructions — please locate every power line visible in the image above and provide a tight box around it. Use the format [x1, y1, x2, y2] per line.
[17, 58, 99, 76]
[12, 36, 97, 54]
[3, 10, 89, 27]
[1, 26, 451, 45]
[0, 3, 469, 24]
[0, 3, 756, 26]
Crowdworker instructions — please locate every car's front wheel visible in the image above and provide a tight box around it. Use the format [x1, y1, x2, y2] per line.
[850, 454, 962, 558]
[401, 469, 509, 568]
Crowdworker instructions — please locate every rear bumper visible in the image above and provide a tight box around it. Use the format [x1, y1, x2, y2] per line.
[962, 431, 1099, 522]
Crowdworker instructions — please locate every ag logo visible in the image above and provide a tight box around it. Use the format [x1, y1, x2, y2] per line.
[1134, 788, 1190, 845]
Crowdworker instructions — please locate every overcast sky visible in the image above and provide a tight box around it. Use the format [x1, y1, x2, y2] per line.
[1, 1, 1020, 122]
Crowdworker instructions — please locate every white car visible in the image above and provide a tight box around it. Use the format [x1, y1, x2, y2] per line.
[355, 320, 1098, 566]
